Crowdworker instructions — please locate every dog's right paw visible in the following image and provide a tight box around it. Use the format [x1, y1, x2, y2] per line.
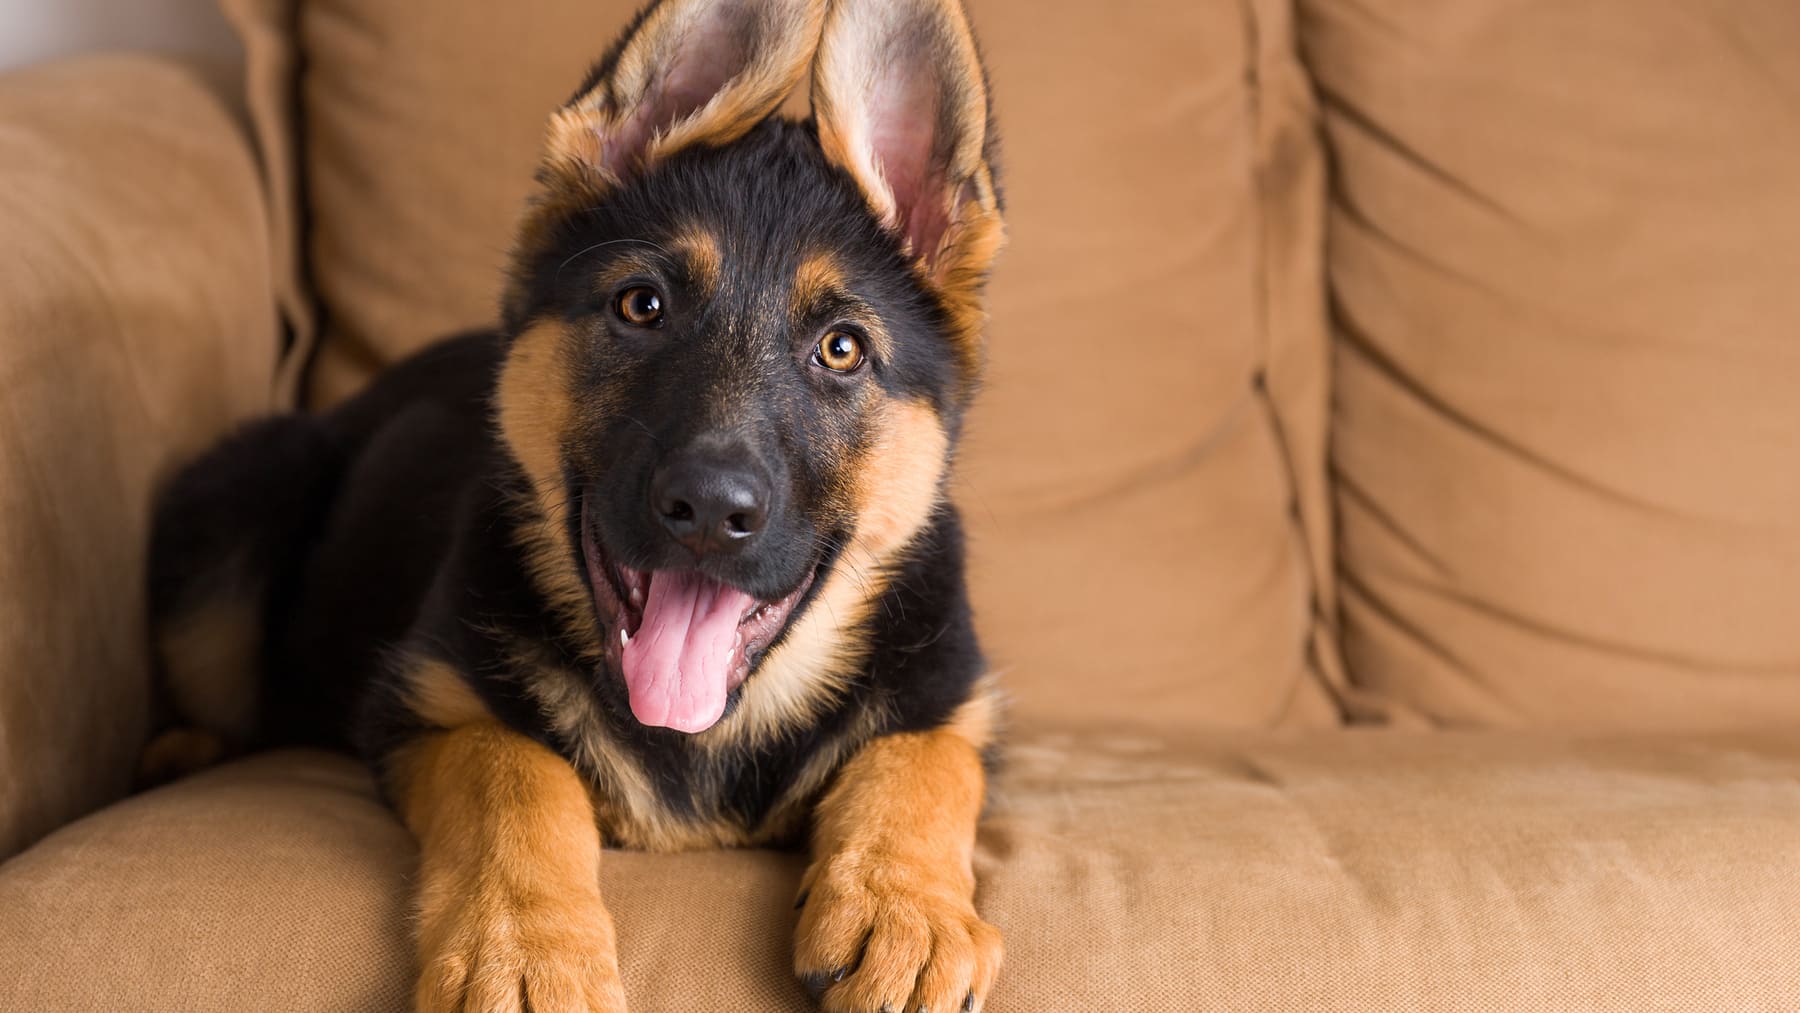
[415, 892, 627, 1013]
[794, 853, 1003, 1013]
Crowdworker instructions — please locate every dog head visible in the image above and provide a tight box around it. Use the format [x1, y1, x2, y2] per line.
[496, 0, 1002, 734]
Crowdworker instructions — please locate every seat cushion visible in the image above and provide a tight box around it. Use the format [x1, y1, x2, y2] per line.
[6, 733, 1800, 1010]
[216, 0, 1347, 733]
[1300, 0, 1800, 729]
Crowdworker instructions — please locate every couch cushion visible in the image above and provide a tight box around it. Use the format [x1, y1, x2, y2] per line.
[215, 0, 1345, 733]
[6, 734, 1800, 1010]
[1300, 0, 1800, 729]
[0, 55, 277, 859]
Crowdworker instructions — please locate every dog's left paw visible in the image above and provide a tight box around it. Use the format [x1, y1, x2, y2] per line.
[793, 855, 1002, 1013]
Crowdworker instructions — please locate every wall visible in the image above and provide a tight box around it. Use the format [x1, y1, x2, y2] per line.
[0, 0, 239, 72]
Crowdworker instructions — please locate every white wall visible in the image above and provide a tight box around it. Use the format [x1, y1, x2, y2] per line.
[0, 0, 240, 72]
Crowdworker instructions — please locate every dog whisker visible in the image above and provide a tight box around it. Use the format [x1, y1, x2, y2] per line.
[552, 237, 672, 285]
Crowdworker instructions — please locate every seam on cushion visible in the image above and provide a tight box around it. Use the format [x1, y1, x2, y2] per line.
[219, 0, 320, 412]
[1370, 564, 1800, 676]
[1339, 569, 1520, 722]
[280, 0, 326, 412]
[1240, 0, 1353, 726]
[1332, 298, 1721, 524]
[1313, 81, 1526, 227]
[1334, 467, 1452, 576]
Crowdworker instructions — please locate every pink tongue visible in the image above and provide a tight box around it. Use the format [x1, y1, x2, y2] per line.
[619, 570, 753, 733]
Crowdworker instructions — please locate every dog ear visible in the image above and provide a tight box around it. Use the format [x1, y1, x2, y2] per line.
[546, 0, 827, 184]
[812, 0, 1003, 314]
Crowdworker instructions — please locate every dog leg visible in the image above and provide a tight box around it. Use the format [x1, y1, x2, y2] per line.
[794, 730, 1002, 1013]
[393, 721, 627, 1013]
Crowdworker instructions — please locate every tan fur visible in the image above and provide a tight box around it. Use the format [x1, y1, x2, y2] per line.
[944, 672, 1003, 752]
[403, 659, 494, 730]
[158, 595, 260, 744]
[494, 319, 603, 649]
[795, 729, 1003, 1012]
[495, 320, 576, 503]
[929, 188, 1005, 376]
[846, 398, 951, 561]
[396, 721, 627, 1013]
[673, 223, 724, 295]
[792, 249, 850, 314]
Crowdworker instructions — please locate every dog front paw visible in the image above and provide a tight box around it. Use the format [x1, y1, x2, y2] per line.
[794, 856, 1003, 1013]
[415, 892, 628, 1013]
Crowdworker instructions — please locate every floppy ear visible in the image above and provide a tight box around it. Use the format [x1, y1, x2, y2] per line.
[812, 0, 1004, 308]
[546, 0, 827, 184]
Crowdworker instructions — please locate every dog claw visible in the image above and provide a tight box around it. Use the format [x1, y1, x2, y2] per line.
[964, 991, 975, 1012]
[794, 888, 809, 910]
[800, 966, 852, 1001]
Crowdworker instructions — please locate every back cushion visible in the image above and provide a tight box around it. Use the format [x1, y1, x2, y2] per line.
[221, 0, 1344, 733]
[1301, 1, 1800, 728]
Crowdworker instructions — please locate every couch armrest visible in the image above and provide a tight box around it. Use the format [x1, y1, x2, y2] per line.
[0, 55, 277, 858]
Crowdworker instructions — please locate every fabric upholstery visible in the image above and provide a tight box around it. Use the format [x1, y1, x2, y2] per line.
[0, 55, 277, 859]
[1300, 0, 1800, 729]
[217, 0, 1345, 734]
[6, 734, 1800, 1010]
[8, 2, 1800, 1010]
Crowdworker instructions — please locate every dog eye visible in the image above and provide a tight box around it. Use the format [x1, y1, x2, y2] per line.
[813, 330, 866, 373]
[614, 286, 664, 327]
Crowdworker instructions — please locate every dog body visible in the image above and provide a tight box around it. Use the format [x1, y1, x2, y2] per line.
[146, 0, 1006, 1010]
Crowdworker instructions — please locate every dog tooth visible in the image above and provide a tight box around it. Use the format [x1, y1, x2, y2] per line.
[620, 628, 630, 648]
[629, 588, 644, 607]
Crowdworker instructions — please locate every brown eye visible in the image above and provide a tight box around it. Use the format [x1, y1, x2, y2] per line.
[815, 330, 865, 373]
[615, 286, 664, 327]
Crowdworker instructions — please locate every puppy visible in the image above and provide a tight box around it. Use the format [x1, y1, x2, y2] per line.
[145, 0, 1006, 1009]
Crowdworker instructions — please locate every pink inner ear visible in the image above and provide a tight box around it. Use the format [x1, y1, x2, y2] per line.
[867, 65, 955, 260]
[601, 14, 754, 175]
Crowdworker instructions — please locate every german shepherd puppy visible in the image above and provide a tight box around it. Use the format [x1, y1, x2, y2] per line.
[143, 0, 1005, 1009]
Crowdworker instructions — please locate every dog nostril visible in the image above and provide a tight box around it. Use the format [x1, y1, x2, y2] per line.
[650, 453, 768, 553]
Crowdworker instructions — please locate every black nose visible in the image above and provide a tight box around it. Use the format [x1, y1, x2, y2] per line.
[651, 450, 770, 556]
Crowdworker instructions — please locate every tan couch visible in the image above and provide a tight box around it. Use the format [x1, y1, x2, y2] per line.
[3, 1, 1798, 1009]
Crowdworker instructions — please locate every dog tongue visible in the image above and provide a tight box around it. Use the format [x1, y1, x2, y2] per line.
[619, 570, 752, 733]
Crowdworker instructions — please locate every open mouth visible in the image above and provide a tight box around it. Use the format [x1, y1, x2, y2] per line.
[580, 503, 816, 734]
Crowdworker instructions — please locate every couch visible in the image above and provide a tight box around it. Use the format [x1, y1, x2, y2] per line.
[2, 0, 1797, 1008]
